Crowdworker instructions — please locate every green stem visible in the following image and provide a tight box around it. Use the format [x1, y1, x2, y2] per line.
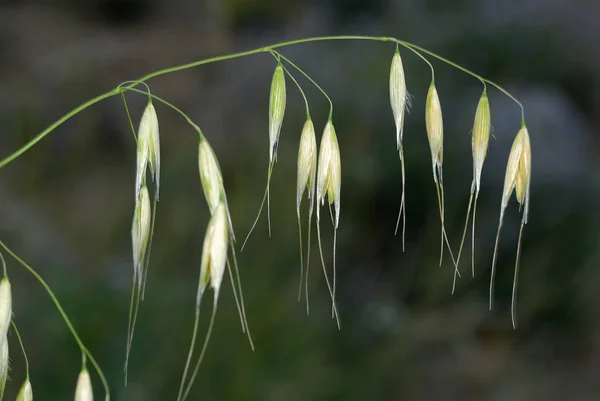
[0, 240, 110, 401]
[273, 52, 311, 119]
[274, 51, 334, 119]
[11, 321, 29, 379]
[0, 253, 6, 278]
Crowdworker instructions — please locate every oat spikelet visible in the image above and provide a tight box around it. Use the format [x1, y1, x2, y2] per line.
[178, 203, 229, 401]
[453, 89, 491, 293]
[75, 369, 93, 401]
[389, 47, 410, 250]
[425, 82, 457, 271]
[296, 118, 317, 311]
[135, 101, 160, 199]
[315, 120, 341, 328]
[489, 126, 531, 329]
[197, 135, 252, 346]
[242, 62, 287, 248]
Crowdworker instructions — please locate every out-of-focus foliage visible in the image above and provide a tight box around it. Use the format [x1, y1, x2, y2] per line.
[0, 0, 599, 400]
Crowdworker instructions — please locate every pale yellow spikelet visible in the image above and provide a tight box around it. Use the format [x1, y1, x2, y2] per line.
[135, 101, 160, 199]
[472, 89, 491, 194]
[316, 121, 341, 227]
[296, 119, 317, 217]
[389, 47, 408, 148]
[0, 337, 8, 399]
[0, 279, 11, 341]
[131, 185, 151, 290]
[16, 379, 32, 401]
[269, 64, 286, 163]
[199, 202, 229, 308]
[75, 369, 93, 401]
[425, 82, 443, 181]
[490, 125, 532, 328]
[197, 135, 236, 241]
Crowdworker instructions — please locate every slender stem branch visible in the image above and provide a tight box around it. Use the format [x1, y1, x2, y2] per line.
[273, 52, 311, 119]
[11, 322, 29, 378]
[274, 51, 334, 119]
[0, 253, 6, 278]
[0, 240, 110, 401]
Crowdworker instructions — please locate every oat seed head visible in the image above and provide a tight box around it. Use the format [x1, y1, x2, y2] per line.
[199, 203, 229, 307]
[0, 279, 11, 341]
[425, 82, 443, 181]
[16, 379, 32, 401]
[75, 369, 93, 401]
[316, 121, 341, 227]
[135, 102, 160, 199]
[472, 89, 491, 194]
[390, 48, 408, 148]
[296, 118, 317, 217]
[500, 126, 531, 222]
[269, 64, 286, 163]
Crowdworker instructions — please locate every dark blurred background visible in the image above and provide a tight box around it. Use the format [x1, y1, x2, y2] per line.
[1, 0, 600, 400]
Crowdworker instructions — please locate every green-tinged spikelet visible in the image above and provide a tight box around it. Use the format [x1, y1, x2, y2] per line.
[390, 48, 408, 149]
[389, 47, 410, 249]
[269, 64, 286, 163]
[490, 126, 532, 328]
[315, 120, 341, 327]
[472, 90, 491, 194]
[135, 101, 160, 199]
[198, 136, 235, 239]
[75, 369, 93, 401]
[316, 121, 341, 227]
[131, 186, 151, 290]
[454, 88, 492, 287]
[0, 280, 11, 341]
[198, 203, 229, 308]
[425, 83, 443, 181]
[296, 119, 317, 217]
[16, 379, 32, 401]
[0, 337, 7, 399]
[296, 118, 317, 310]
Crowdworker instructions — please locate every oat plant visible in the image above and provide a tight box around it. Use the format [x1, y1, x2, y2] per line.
[0, 35, 532, 398]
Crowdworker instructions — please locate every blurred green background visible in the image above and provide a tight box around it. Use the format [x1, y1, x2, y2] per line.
[1, 0, 600, 400]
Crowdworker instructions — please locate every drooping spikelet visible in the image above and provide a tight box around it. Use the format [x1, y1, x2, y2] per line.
[472, 90, 491, 195]
[269, 64, 286, 163]
[296, 118, 317, 218]
[16, 379, 32, 401]
[296, 118, 317, 311]
[424, 82, 456, 269]
[490, 125, 532, 328]
[198, 135, 235, 240]
[0, 279, 11, 341]
[315, 120, 341, 327]
[389, 47, 410, 249]
[75, 369, 93, 401]
[135, 101, 160, 199]
[454, 88, 492, 288]
[198, 202, 229, 308]
[316, 121, 341, 227]
[425, 82, 443, 182]
[389, 47, 408, 149]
